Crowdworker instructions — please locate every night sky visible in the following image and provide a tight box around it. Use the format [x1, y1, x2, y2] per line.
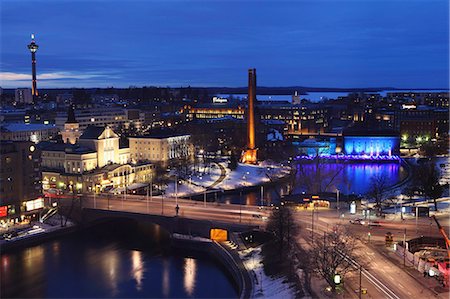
[1, 0, 448, 89]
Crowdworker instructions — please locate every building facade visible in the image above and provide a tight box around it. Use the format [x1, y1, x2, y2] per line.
[15, 88, 33, 104]
[0, 141, 42, 221]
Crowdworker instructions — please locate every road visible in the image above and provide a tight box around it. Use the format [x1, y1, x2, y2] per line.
[80, 194, 271, 226]
[294, 209, 446, 299]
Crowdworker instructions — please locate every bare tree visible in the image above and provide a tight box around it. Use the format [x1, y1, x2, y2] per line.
[412, 162, 444, 212]
[297, 147, 345, 194]
[308, 226, 358, 292]
[366, 173, 390, 216]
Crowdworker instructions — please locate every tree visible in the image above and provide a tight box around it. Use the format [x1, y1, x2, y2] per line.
[412, 162, 444, 212]
[262, 205, 299, 276]
[228, 151, 238, 171]
[308, 226, 358, 292]
[366, 173, 390, 216]
[297, 147, 345, 194]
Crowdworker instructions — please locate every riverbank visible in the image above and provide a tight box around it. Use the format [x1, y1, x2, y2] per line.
[164, 162, 292, 200]
[0, 223, 77, 253]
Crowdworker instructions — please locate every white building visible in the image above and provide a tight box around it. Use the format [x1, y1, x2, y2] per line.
[54, 107, 144, 132]
[0, 123, 58, 143]
[15, 88, 33, 104]
[129, 132, 192, 164]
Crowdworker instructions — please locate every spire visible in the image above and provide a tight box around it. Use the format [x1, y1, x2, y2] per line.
[66, 104, 78, 123]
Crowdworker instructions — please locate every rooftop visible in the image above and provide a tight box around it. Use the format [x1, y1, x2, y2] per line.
[1, 123, 56, 132]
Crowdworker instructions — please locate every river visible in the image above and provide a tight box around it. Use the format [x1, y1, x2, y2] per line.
[213, 162, 407, 206]
[0, 220, 237, 298]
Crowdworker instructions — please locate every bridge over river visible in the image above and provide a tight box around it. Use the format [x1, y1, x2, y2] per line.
[78, 194, 271, 238]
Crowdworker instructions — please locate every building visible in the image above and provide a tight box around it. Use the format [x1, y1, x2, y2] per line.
[394, 107, 449, 143]
[0, 141, 42, 221]
[40, 126, 157, 194]
[129, 131, 192, 164]
[0, 123, 58, 143]
[61, 105, 81, 144]
[292, 91, 301, 105]
[343, 128, 400, 157]
[185, 103, 245, 120]
[15, 88, 33, 104]
[54, 107, 144, 132]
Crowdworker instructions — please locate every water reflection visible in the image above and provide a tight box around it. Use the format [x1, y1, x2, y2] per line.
[131, 250, 144, 291]
[162, 259, 170, 297]
[1, 222, 238, 298]
[183, 258, 197, 296]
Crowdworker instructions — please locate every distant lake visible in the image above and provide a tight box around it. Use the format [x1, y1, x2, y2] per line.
[217, 89, 448, 103]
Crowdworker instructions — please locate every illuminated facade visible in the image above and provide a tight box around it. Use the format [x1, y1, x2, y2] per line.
[343, 129, 399, 157]
[61, 105, 82, 144]
[27, 34, 39, 99]
[129, 133, 192, 164]
[241, 68, 258, 164]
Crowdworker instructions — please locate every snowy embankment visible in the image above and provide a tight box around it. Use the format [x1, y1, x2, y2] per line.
[239, 246, 297, 299]
[164, 162, 290, 198]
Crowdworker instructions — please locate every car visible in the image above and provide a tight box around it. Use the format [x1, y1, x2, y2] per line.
[349, 218, 363, 225]
[368, 221, 381, 227]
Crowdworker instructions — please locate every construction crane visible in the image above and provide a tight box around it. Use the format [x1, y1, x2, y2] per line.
[431, 215, 450, 286]
[432, 215, 450, 258]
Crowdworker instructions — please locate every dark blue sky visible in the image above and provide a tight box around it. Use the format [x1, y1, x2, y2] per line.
[1, 0, 449, 88]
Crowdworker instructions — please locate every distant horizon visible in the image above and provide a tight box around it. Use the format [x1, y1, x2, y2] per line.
[1, 85, 449, 92]
[1, 1, 448, 89]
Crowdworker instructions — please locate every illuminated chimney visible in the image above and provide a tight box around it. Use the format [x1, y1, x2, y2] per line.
[241, 68, 258, 164]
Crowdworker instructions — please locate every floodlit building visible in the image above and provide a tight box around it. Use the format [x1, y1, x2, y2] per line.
[40, 126, 156, 193]
[129, 131, 192, 164]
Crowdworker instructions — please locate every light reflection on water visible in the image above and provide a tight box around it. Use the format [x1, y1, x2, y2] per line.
[0, 223, 237, 298]
[219, 162, 406, 205]
[131, 250, 144, 291]
[183, 258, 197, 296]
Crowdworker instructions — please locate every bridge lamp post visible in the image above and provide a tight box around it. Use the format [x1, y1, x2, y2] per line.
[146, 185, 149, 214]
[239, 189, 242, 223]
[175, 174, 178, 205]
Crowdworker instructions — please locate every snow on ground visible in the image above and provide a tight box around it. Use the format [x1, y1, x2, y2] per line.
[164, 161, 290, 198]
[239, 246, 297, 299]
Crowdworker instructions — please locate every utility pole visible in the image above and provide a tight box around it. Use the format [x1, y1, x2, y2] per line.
[359, 264, 362, 299]
[336, 189, 340, 218]
[260, 185, 264, 207]
[403, 228, 406, 267]
[146, 185, 149, 214]
[93, 189, 96, 209]
[311, 208, 314, 243]
[175, 174, 178, 205]
[239, 189, 242, 223]
[204, 189, 207, 208]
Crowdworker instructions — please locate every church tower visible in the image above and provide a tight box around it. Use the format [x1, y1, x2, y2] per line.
[61, 104, 81, 144]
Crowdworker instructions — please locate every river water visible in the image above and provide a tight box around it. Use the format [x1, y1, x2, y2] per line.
[0, 220, 237, 298]
[215, 162, 407, 206]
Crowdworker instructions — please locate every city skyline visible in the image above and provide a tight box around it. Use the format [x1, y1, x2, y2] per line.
[1, 0, 449, 89]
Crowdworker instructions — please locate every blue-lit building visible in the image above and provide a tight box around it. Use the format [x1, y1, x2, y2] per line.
[343, 128, 400, 156]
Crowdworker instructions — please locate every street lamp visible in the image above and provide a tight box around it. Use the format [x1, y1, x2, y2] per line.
[336, 188, 340, 217]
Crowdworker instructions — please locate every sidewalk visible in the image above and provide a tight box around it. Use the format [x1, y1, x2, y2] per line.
[371, 242, 449, 298]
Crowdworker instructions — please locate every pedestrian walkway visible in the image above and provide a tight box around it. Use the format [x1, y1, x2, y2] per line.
[208, 163, 227, 189]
